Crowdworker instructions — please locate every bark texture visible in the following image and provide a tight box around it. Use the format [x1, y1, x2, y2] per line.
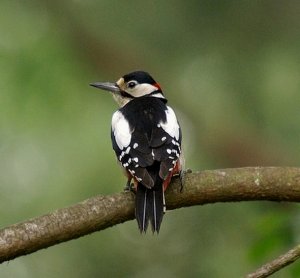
[247, 244, 300, 278]
[1, 167, 300, 264]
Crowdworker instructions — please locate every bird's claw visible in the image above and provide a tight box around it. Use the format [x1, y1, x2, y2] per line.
[124, 181, 136, 193]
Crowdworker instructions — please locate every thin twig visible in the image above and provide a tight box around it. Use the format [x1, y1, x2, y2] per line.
[246, 245, 300, 278]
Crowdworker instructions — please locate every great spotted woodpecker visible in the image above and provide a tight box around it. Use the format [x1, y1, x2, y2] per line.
[90, 71, 183, 233]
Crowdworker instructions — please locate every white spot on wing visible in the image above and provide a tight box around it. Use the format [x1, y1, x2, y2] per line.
[119, 151, 125, 160]
[172, 139, 179, 146]
[111, 111, 131, 150]
[161, 136, 166, 141]
[133, 143, 138, 149]
[133, 157, 139, 162]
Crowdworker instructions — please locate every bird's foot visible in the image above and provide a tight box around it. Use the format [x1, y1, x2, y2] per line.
[124, 181, 136, 193]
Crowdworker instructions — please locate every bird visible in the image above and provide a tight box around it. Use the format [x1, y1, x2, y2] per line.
[90, 71, 183, 233]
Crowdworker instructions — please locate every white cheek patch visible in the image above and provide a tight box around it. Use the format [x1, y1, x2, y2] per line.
[159, 106, 180, 140]
[150, 92, 165, 99]
[111, 111, 131, 149]
[129, 83, 158, 97]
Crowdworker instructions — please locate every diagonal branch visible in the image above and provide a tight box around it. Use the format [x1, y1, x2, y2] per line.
[1, 167, 300, 265]
[246, 244, 300, 278]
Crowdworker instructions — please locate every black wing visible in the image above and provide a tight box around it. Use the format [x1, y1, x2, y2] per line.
[111, 98, 181, 188]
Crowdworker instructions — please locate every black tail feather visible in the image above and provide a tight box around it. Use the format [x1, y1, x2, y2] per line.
[135, 183, 164, 233]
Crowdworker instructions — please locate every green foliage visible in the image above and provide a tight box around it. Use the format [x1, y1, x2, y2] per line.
[1, 0, 300, 277]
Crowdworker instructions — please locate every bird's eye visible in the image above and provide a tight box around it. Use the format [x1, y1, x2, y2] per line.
[127, 81, 137, 89]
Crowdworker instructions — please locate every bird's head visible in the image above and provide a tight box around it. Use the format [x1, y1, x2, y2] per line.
[90, 71, 166, 107]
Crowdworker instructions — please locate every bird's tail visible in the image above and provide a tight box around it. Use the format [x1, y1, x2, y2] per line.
[135, 181, 165, 233]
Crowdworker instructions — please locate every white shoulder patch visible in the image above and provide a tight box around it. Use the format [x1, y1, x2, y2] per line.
[111, 111, 131, 150]
[160, 106, 180, 140]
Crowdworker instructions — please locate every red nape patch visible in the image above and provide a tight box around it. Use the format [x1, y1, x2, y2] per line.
[154, 83, 161, 90]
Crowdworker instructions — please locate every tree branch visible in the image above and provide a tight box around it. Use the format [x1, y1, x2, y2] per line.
[246, 244, 300, 278]
[1, 167, 300, 267]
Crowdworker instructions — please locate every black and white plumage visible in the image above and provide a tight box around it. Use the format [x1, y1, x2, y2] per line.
[90, 71, 183, 233]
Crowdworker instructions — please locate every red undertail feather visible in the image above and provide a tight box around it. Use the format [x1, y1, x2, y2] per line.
[163, 160, 181, 191]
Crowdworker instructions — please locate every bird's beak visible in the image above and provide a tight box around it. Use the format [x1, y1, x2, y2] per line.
[90, 82, 121, 93]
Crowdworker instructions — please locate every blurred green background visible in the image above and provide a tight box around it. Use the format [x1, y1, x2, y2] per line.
[1, 0, 300, 277]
